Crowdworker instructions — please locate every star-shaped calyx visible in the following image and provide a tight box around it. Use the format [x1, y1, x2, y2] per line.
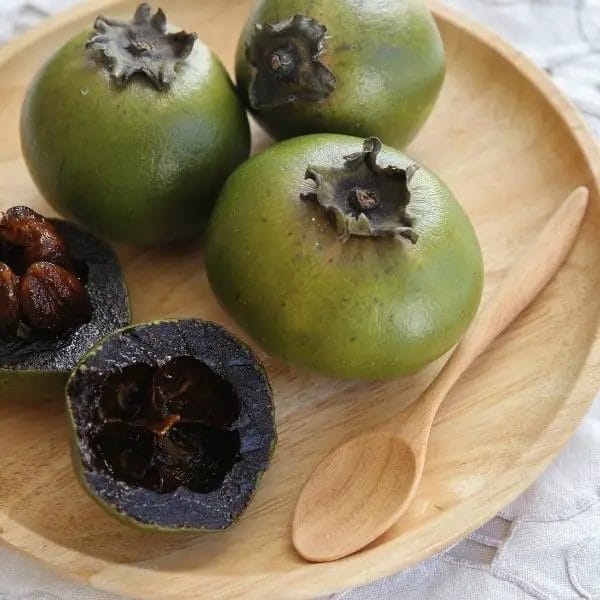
[245, 14, 336, 109]
[303, 137, 420, 243]
[87, 3, 197, 90]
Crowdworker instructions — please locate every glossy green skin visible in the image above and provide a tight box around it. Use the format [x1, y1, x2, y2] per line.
[21, 31, 250, 245]
[236, 0, 445, 148]
[206, 134, 483, 380]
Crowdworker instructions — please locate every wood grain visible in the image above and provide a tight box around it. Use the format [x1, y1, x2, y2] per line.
[0, 1, 599, 599]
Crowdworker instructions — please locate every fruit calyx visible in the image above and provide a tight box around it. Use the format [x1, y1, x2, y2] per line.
[0, 207, 91, 336]
[87, 3, 197, 90]
[91, 357, 241, 494]
[246, 14, 336, 109]
[303, 137, 420, 243]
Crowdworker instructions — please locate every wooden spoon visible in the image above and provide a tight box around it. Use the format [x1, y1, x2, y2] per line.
[292, 186, 589, 563]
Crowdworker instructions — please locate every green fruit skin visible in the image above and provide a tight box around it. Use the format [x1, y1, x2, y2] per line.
[236, 0, 445, 148]
[21, 31, 250, 245]
[205, 134, 483, 380]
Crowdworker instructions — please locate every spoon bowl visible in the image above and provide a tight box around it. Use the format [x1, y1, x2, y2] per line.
[293, 432, 417, 562]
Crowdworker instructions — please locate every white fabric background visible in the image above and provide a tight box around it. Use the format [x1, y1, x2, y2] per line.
[0, 1, 599, 599]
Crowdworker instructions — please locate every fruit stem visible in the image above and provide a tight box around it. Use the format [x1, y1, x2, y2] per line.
[348, 188, 379, 211]
[270, 48, 295, 77]
[303, 137, 419, 243]
[86, 3, 197, 90]
[245, 14, 336, 109]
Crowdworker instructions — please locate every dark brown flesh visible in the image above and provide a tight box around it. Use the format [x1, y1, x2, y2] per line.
[0, 206, 92, 335]
[0, 205, 76, 273]
[0, 262, 20, 333]
[19, 262, 91, 333]
[91, 357, 242, 494]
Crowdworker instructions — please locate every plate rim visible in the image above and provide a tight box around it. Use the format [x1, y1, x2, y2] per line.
[0, 1, 599, 598]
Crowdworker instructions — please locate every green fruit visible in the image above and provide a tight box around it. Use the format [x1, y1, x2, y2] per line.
[0, 212, 130, 401]
[21, 3, 250, 245]
[235, 0, 444, 148]
[206, 134, 483, 379]
[67, 319, 276, 531]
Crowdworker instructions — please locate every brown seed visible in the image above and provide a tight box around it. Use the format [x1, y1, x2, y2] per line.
[0, 262, 20, 333]
[0, 206, 77, 274]
[19, 262, 91, 334]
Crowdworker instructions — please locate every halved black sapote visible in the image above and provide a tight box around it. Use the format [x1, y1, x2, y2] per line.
[0, 206, 130, 400]
[67, 319, 276, 531]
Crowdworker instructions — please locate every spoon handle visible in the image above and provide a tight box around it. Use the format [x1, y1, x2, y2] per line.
[398, 186, 589, 436]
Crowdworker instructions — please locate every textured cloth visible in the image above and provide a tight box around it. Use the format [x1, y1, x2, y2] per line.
[1, 1, 600, 599]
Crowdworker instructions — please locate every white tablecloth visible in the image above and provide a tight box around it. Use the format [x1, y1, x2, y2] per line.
[1, 1, 599, 599]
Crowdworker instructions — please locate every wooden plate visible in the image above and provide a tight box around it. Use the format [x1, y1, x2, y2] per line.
[1, 1, 599, 598]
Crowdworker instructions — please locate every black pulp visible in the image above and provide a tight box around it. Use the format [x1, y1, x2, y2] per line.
[91, 358, 242, 494]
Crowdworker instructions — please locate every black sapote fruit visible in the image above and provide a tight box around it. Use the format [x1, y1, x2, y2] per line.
[235, 0, 445, 148]
[21, 3, 250, 245]
[0, 206, 130, 400]
[205, 134, 483, 379]
[67, 319, 276, 531]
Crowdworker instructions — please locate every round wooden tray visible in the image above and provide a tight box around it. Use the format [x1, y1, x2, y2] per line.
[1, 1, 599, 598]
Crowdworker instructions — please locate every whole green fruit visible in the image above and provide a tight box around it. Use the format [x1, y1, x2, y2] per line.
[206, 134, 483, 380]
[21, 3, 250, 245]
[235, 0, 445, 148]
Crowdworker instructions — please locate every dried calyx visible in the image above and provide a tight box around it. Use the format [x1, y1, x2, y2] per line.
[87, 3, 197, 90]
[91, 357, 241, 494]
[245, 14, 335, 109]
[0, 207, 91, 336]
[303, 137, 420, 243]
